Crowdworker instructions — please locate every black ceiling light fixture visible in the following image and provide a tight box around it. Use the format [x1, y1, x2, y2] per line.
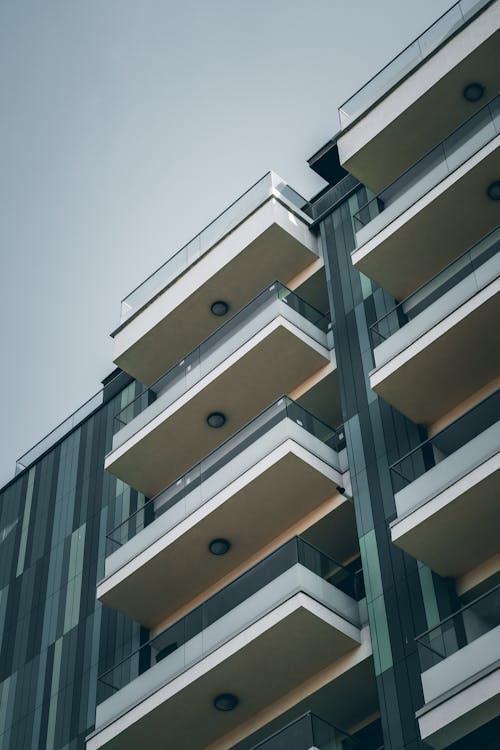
[213, 693, 239, 712]
[207, 412, 226, 428]
[463, 82, 485, 102]
[209, 538, 231, 556]
[210, 300, 229, 317]
[486, 181, 500, 201]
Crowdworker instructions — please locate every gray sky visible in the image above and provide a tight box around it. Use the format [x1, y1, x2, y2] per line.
[0, 0, 450, 486]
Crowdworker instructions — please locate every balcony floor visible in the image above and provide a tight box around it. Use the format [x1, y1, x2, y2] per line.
[338, 5, 500, 191]
[113, 199, 320, 385]
[352, 134, 500, 300]
[370, 277, 500, 426]
[88, 592, 366, 750]
[106, 318, 331, 496]
[392, 448, 500, 578]
[418, 625, 500, 749]
[99, 442, 353, 629]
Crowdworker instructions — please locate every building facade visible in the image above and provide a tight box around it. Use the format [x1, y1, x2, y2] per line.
[1, 1, 499, 748]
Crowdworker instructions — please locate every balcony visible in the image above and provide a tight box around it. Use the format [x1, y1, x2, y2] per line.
[368, 227, 500, 425]
[112, 173, 321, 385]
[233, 712, 384, 750]
[390, 390, 500, 578]
[87, 538, 368, 750]
[98, 398, 352, 629]
[241, 712, 359, 750]
[351, 94, 500, 300]
[105, 283, 333, 497]
[416, 585, 500, 749]
[337, 0, 499, 190]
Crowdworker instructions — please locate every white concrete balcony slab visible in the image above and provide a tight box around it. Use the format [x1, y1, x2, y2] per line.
[416, 585, 500, 749]
[390, 393, 500, 578]
[98, 398, 350, 629]
[105, 283, 333, 497]
[112, 173, 320, 385]
[87, 538, 368, 750]
[337, 0, 499, 190]
[369, 231, 500, 425]
[351, 95, 500, 300]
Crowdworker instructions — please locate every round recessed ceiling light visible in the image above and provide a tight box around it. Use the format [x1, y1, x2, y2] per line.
[463, 82, 485, 102]
[214, 693, 239, 712]
[207, 412, 226, 429]
[209, 538, 231, 556]
[211, 301, 229, 317]
[486, 181, 500, 201]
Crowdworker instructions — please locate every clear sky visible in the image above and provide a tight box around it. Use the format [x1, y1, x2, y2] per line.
[0, 0, 451, 486]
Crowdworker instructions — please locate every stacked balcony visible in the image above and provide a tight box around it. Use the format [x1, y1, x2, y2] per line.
[389, 389, 500, 582]
[337, 0, 500, 189]
[88, 538, 371, 750]
[416, 585, 500, 748]
[89, 167, 378, 750]
[319, 5, 500, 750]
[368, 227, 500, 425]
[98, 397, 353, 628]
[351, 94, 500, 301]
[112, 172, 322, 386]
[105, 282, 333, 497]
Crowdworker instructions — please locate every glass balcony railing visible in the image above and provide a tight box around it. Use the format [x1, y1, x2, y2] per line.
[338, 0, 491, 128]
[353, 94, 500, 246]
[106, 397, 345, 554]
[369, 225, 500, 347]
[246, 711, 360, 750]
[15, 389, 104, 474]
[389, 389, 500, 495]
[110, 282, 331, 451]
[416, 584, 500, 672]
[97, 537, 364, 705]
[118, 172, 313, 324]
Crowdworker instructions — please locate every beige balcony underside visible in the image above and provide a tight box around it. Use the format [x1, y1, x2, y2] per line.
[370, 279, 500, 426]
[113, 199, 319, 385]
[105, 320, 331, 497]
[218, 652, 377, 750]
[351, 135, 500, 300]
[87, 597, 366, 750]
[392, 452, 500, 578]
[99, 447, 354, 629]
[338, 8, 500, 190]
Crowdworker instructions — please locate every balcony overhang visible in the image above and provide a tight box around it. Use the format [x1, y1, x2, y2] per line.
[370, 277, 500, 425]
[337, 3, 500, 190]
[113, 198, 319, 385]
[391, 438, 500, 578]
[352, 133, 500, 299]
[105, 318, 332, 497]
[417, 627, 500, 749]
[224, 656, 377, 750]
[88, 588, 366, 750]
[99, 441, 352, 629]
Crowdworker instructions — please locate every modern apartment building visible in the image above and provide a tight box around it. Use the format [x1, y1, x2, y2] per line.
[0, 1, 499, 748]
